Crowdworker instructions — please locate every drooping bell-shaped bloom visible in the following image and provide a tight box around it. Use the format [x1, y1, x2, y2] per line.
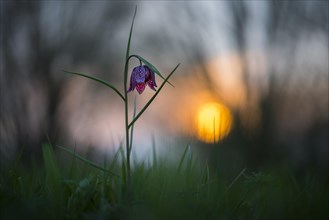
[127, 65, 157, 94]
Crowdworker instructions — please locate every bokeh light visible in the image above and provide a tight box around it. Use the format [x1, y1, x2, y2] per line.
[196, 102, 233, 143]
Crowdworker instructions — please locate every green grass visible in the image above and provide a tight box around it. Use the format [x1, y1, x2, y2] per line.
[0, 143, 328, 220]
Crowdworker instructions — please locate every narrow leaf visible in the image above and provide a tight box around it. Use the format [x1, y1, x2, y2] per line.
[133, 55, 175, 87]
[128, 63, 180, 129]
[63, 70, 125, 101]
[56, 145, 120, 178]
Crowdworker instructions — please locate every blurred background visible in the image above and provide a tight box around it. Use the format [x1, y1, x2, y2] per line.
[1, 1, 328, 177]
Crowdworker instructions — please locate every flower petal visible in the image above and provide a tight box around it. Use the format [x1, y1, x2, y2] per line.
[136, 83, 146, 94]
[134, 66, 147, 83]
[127, 67, 138, 92]
[127, 76, 135, 92]
[147, 80, 156, 91]
[145, 65, 157, 91]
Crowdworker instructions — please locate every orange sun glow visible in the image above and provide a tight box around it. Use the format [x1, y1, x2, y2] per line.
[196, 102, 233, 143]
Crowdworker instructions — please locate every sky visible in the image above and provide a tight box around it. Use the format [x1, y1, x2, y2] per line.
[1, 1, 328, 168]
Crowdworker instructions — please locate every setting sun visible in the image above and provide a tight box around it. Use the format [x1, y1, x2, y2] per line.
[196, 102, 233, 143]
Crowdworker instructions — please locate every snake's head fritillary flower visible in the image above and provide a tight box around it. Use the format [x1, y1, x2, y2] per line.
[127, 65, 157, 94]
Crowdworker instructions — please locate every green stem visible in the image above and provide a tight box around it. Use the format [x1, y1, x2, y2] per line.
[124, 6, 137, 190]
[124, 78, 130, 189]
[124, 61, 131, 189]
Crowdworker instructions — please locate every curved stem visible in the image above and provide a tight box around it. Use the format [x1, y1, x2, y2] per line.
[127, 54, 142, 65]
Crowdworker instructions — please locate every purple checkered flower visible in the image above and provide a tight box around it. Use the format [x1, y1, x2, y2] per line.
[127, 65, 157, 94]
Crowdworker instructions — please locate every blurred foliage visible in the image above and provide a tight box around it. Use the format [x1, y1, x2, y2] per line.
[0, 144, 328, 219]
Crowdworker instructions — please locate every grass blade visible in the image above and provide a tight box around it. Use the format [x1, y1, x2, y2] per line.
[69, 143, 77, 179]
[42, 143, 63, 219]
[56, 145, 120, 178]
[124, 6, 137, 86]
[176, 144, 190, 174]
[128, 63, 180, 129]
[109, 147, 121, 171]
[225, 168, 247, 193]
[119, 147, 127, 186]
[132, 55, 175, 87]
[63, 70, 125, 101]
[152, 135, 157, 168]
[202, 161, 210, 184]
[42, 143, 61, 187]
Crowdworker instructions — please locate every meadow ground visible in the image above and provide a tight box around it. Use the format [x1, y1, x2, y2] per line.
[0, 144, 328, 220]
